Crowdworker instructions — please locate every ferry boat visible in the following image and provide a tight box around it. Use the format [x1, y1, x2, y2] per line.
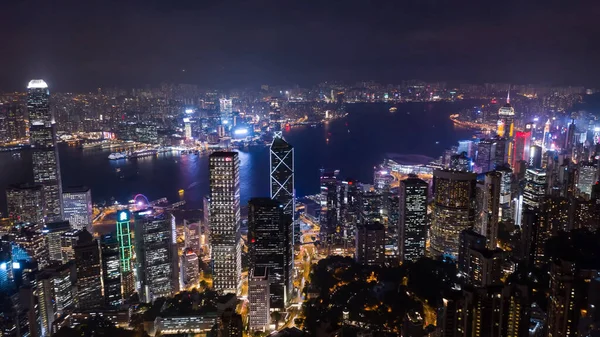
[108, 152, 127, 160]
[128, 149, 157, 158]
[389, 106, 398, 113]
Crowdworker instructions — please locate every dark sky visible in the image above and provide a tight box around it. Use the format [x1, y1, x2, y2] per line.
[1, 0, 599, 91]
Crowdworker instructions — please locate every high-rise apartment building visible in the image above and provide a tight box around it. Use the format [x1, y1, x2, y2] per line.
[430, 169, 477, 258]
[398, 175, 428, 263]
[248, 198, 293, 308]
[209, 152, 241, 295]
[27, 80, 63, 222]
[270, 134, 296, 244]
[62, 186, 92, 232]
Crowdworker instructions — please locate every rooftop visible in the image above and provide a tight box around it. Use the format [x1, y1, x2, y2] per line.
[27, 79, 48, 89]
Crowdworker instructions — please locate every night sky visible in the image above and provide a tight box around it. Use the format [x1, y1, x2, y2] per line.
[1, 0, 599, 91]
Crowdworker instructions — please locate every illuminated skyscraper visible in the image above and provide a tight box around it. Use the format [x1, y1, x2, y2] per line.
[248, 198, 293, 308]
[355, 222, 385, 266]
[43, 220, 70, 263]
[180, 248, 199, 289]
[36, 263, 75, 336]
[62, 186, 92, 232]
[116, 210, 133, 272]
[135, 210, 178, 302]
[430, 169, 477, 258]
[513, 129, 532, 168]
[270, 133, 296, 244]
[529, 145, 542, 168]
[27, 80, 63, 222]
[219, 98, 233, 126]
[320, 170, 340, 244]
[74, 229, 103, 309]
[249, 267, 270, 331]
[398, 176, 428, 263]
[13, 222, 49, 269]
[495, 165, 513, 222]
[523, 169, 547, 210]
[101, 233, 122, 308]
[6, 183, 44, 225]
[115, 211, 136, 305]
[209, 152, 241, 295]
[498, 91, 515, 138]
[577, 161, 596, 197]
[476, 171, 501, 249]
[475, 139, 493, 173]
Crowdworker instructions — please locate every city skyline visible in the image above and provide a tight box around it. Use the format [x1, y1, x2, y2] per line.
[2, 1, 600, 91]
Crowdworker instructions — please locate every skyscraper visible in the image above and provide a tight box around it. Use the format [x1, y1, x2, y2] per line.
[36, 263, 75, 336]
[219, 98, 233, 126]
[101, 233, 122, 308]
[577, 161, 596, 198]
[476, 171, 501, 249]
[116, 210, 133, 272]
[27, 80, 63, 222]
[209, 152, 241, 295]
[62, 186, 92, 232]
[115, 210, 136, 300]
[398, 175, 428, 263]
[13, 222, 49, 269]
[180, 248, 199, 289]
[320, 170, 340, 244]
[43, 220, 70, 263]
[430, 169, 477, 258]
[355, 222, 385, 266]
[475, 139, 493, 173]
[523, 169, 547, 210]
[74, 229, 103, 310]
[6, 184, 45, 226]
[135, 210, 178, 302]
[248, 198, 293, 309]
[248, 267, 270, 332]
[270, 133, 296, 244]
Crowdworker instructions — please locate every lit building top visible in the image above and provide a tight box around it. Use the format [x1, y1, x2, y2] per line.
[27, 79, 48, 89]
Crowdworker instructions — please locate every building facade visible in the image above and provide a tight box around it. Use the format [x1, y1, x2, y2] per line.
[209, 152, 242, 295]
[398, 176, 428, 263]
[27, 80, 63, 222]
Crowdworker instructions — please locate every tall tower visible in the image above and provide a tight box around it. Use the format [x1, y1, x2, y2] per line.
[209, 152, 241, 295]
[134, 210, 178, 302]
[27, 80, 63, 222]
[116, 210, 135, 298]
[101, 233, 123, 308]
[248, 198, 293, 309]
[74, 229, 103, 310]
[270, 133, 296, 244]
[429, 169, 477, 258]
[398, 175, 428, 263]
[476, 171, 501, 249]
